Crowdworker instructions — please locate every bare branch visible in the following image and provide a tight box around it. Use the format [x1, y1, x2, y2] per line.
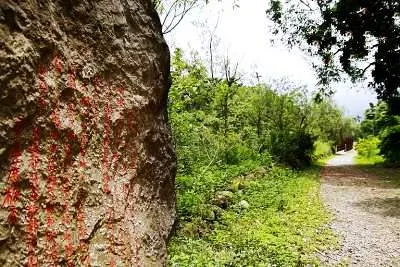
[159, 0, 199, 35]
[161, 0, 180, 27]
[361, 62, 375, 77]
[298, 0, 315, 11]
[209, 15, 220, 79]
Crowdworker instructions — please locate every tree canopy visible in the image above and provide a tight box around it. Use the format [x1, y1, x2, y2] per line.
[168, 49, 357, 170]
[267, 0, 400, 113]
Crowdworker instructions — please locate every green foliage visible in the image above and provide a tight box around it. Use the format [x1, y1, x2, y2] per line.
[166, 49, 352, 266]
[175, 161, 263, 218]
[380, 125, 400, 164]
[168, 49, 353, 170]
[359, 101, 400, 163]
[168, 166, 337, 266]
[355, 136, 384, 164]
[312, 140, 334, 161]
[267, 0, 400, 112]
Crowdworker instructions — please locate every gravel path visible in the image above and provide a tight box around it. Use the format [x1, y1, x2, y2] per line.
[320, 150, 400, 266]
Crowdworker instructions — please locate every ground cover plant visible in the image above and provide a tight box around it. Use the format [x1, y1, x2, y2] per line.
[168, 163, 338, 266]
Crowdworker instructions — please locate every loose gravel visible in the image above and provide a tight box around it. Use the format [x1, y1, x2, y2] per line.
[319, 150, 400, 266]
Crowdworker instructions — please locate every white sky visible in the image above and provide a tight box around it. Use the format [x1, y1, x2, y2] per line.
[164, 0, 377, 117]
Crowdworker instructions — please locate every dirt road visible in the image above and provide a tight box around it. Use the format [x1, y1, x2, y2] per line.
[320, 150, 400, 266]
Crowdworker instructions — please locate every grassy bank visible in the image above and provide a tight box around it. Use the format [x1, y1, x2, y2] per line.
[354, 155, 384, 166]
[354, 150, 400, 186]
[168, 162, 337, 266]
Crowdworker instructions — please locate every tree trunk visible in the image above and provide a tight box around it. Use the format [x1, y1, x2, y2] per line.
[0, 1, 176, 266]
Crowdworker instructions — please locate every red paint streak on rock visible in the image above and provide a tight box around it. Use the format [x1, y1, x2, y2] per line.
[47, 144, 58, 197]
[67, 67, 76, 89]
[93, 77, 103, 126]
[26, 127, 41, 267]
[67, 103, 76, 126]
[45, 110, 61, 265]
[74, 83, 93, 265]
[122, 111, 138, 204]
[51, 109, 61, 129]
[80, 96, 91, 108]
[77, 132, 90, 264]
[76, 203, 89, 265]
[61, 169, 74, 265]
[102, 102, 112, 194]
[52, 56, 63, 75]
[62, 104, 79, 265]
[44, 210, 58, 264]
[117, 87, 125, 108]
[2, 188, 19, 208]
[38, 66, 48, 110]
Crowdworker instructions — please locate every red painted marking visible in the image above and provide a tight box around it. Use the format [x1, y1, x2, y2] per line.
[51, 109, 61, 128]
[117, 87, 125, 107]
[92, 78, 103, 127]
[67, 67, 76, 89]
[76, 200, 90, 265]
[26, 127, 41, 266]
[67, 103, 75, 120]
[46, 151, 57, 196]
[76, 95, 92, 264]
[45, 111, 61, 264]
[80, 96, 91, 107]
[44, 208, 58, 265]
[7, 207, 18, 225]
[8, 164, 20, 184]
[62, 107, 78, 265]
[94, 77, 104, 93]
[39, 65, 46, 77]
[102, 102, 111, 194]
[52, 56, 63, 74]
[2, 188, 19, 207]
[27, 253, 38, 267]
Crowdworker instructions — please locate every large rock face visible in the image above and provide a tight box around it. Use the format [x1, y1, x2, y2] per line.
[0, 1, 176, 266]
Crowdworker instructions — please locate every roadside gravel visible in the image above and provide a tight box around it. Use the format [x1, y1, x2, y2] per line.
[319, 150, 400, 266]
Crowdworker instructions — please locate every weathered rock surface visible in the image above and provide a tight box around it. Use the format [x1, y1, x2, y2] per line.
[0, 1, 175, 266]
[212, 191, 234, 209]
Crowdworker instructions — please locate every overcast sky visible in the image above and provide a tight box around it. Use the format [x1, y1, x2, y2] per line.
[164, 0, 377, 117]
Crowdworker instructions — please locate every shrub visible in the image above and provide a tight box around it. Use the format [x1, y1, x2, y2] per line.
[355, 136, 381, 159]
[312, 140, 333, 160]
[278, 133, 315, 168]
[380, 125, 400, 163]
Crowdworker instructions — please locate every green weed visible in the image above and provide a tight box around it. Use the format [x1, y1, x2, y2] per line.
[168, 165, 337, 266]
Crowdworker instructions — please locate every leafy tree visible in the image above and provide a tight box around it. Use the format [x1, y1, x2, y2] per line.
[360, 101, 400, 163]
[168, 49, 219, 172]
[380, 125, 400, 163]
[267, 0, 400, 113]
[169, 49, 356, 169]
[360, 101, 393, 136]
